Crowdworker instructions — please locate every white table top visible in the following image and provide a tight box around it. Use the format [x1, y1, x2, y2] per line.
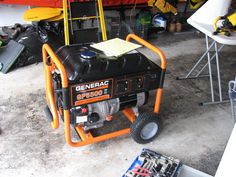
[188, 20, 236, 45]
[179, 165, 213, 177]
[215, 125, 236, 177]
[180, 124, 236, 177]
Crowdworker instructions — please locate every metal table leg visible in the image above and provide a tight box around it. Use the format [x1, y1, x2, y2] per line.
[206, 35, 215, 102]
[176, 39, 216, 80]
[215, 42, 223, 102]
[177, 35, 228, 106]
[195, 44, 224, 77]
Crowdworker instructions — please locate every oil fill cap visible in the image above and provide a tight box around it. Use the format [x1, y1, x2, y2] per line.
[80, 50, 97, 60]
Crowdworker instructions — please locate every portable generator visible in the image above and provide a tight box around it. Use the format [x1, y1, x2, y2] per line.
[43, 34, 167, 147]
[213, 12, 236, 36]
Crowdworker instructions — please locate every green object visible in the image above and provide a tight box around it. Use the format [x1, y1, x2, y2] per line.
[0, 41, 3, 47]
[137, 11, 152, 26]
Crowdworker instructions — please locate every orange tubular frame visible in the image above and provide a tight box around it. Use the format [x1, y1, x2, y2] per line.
[126, 34, 167, 113]
[42, 34, 167, 147]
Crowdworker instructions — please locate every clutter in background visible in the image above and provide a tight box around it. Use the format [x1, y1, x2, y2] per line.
[106, 9, 169, 41]
[123, 149, 182, 177]
[62, 0, 107, 45]
[189, 0, 206, 10]
[0, 0, 211, 74]
[148, 0, 182, 33]
[14, 26, 44, 67]
[0, 21, 64, 74]
[152, 13, 167, 30]
[148, 0, 178, 15]
[0, 5, 66, 74]
[107, 0, 203, 40]
[0, 40, 24, 74]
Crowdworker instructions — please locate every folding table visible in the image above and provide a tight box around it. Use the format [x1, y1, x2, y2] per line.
[177, 0, 236, 105]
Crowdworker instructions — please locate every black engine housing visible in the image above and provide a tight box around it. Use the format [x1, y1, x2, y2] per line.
[54, 44, 164, 107]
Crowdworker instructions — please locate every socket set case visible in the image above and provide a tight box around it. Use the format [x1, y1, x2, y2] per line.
[123, 149, 182, 177]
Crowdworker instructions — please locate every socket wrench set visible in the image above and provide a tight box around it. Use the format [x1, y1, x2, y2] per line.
[123, 149, 182, 177]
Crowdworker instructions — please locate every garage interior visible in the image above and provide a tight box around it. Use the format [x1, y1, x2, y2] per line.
[0, 1, 236, 177]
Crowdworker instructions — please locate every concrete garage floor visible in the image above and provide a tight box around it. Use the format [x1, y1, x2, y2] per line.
[0, 32, 235, 177]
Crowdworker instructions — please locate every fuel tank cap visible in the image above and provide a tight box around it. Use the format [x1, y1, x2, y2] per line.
[80, 50, 97, 60]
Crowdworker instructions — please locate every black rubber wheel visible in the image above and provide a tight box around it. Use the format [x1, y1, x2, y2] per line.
[130, 112, 161, 144]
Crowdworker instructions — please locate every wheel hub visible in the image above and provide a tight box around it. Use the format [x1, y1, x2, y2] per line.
[140, 122, 158, 140]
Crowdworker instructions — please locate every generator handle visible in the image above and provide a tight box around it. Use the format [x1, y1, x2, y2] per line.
[126, 34, 167, 70]
[126, 34, 167, 113]
[42, 44, 69, 129]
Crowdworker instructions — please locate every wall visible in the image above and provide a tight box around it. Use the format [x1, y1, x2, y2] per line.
[0, 4, 29, 26]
